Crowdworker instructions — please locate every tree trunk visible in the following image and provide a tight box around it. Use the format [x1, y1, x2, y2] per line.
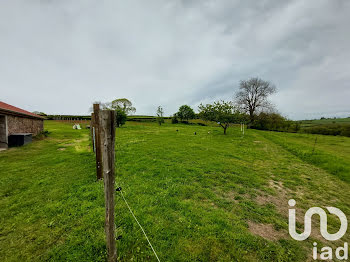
[249, 107, 255, 123]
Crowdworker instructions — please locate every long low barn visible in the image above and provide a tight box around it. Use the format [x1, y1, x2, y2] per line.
[0, 101, 44, 149]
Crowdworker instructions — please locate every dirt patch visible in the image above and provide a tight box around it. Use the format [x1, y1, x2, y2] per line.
[202, 199, 219, 209]
[224, 191, 239, 203]
[75, 145, 90, 153]
[62, 143, 74, 146]
[75, 134, 89, 143]
[57, 148, 66, 151]
[248, 221, 287, 241]
[253, 140, 262, 143]
[256, 180, 325, 242]
[268, 180, 284, 191]
[256, 180, 291, 218]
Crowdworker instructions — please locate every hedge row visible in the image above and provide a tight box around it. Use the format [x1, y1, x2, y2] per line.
[303, 124, 350, 137]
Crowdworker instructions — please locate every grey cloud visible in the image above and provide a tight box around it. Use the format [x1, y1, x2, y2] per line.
[0, 0, 349, 119]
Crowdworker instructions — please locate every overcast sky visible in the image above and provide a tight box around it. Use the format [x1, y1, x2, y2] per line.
[1, 0, 349, 120]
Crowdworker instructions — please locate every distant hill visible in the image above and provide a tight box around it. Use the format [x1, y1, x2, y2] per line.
[300, 117, 350, 128]
[299, 117, 350, 137]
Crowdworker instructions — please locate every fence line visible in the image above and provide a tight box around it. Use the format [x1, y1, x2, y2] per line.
[117, 188, 161, 262]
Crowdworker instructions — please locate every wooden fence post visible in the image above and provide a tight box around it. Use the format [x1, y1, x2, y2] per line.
[100, 110, 117, 262]
[93, 104, 103, 180]
[91, 113, 95, 153]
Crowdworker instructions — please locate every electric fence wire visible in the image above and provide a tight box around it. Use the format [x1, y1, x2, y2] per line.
[118, 189, 161, 262]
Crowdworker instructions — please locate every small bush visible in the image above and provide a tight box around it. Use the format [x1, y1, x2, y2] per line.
[171, 115, 179, 124]
[251, 112, 288, 132]
[340, 128, 350, 137]
[34, 130, 50, 139]
[157, 117, 164, 125]
[42, 130, 50, 137]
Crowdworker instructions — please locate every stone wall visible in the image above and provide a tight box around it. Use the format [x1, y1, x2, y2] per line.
[7, 115, 43, 136]
[0, 115, 7, 148]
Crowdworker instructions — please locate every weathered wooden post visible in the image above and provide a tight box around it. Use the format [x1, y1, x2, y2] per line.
[93, 104, 103, 180]
[100, 110, 117, 261]
[91, 113, 95, 152]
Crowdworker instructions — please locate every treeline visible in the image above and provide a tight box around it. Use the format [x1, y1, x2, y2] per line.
[128, 116, 171, 122]
[46, 115, 91, 120]
[250, 112, 301, 132]
[46, 114, 174, 123]
[40, 78, 349, 137]
[303, 124, 350, 137]
[250, 112, 350, 137]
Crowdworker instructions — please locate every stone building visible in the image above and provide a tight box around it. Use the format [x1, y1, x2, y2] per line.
[0, 101, 44, 149]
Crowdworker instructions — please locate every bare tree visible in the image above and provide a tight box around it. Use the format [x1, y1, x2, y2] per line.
[90, 99, 136, 115]
[235, 77, 276, 122]
[156, 106, 164, 125]
[89, 101, 111, 113]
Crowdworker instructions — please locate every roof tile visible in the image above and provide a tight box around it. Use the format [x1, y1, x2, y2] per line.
[0, 101, 44, 119]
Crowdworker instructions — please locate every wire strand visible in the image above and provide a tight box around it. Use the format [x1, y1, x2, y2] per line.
[118, 190, 161, 262]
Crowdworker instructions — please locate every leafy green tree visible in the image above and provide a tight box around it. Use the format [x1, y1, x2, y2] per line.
[111, 98, 136, 115]
[156, 106, 164, 126]
[115, 108, 127, 127]
[198, 100, 241, 134]
[177, 105, 195, 122]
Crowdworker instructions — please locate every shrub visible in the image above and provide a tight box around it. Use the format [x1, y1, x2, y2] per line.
[294, 122, 301, 132]
[340, 128, 350, 137]
[251, 112, 287, 131]
[171, 114, 179, 124]
[34, 130, 50, 139]
[304, 124, 350, 137]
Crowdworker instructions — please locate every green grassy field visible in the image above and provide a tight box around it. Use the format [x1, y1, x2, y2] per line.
[300, 117, 350, 128]
[298, 117, 350, 137]
[1, 121, 349, 261]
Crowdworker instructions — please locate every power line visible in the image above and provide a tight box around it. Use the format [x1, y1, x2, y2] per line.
[117, 188, 161, 262]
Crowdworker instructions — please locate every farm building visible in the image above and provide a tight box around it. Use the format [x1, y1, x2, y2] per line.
[0, 101, 44, 149]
